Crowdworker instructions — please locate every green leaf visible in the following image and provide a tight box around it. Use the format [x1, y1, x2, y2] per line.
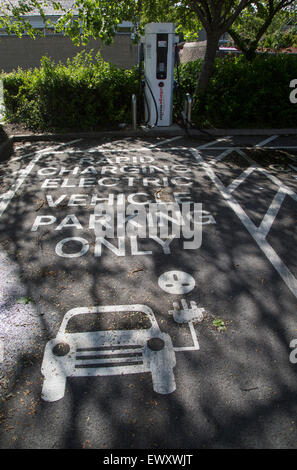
[17, 297, 32, 305]
[213, 318, 226, 332]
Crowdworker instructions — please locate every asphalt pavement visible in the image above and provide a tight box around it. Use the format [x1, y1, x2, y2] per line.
[0, 133, 297, 450]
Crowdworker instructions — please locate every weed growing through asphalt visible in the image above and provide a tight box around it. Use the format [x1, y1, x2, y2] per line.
[213, 318, 226, 332]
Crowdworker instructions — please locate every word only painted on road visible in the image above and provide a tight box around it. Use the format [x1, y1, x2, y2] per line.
[31, 202, 204, 258]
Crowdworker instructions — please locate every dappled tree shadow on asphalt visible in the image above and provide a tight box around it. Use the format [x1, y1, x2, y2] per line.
[0, 136, 297, 448]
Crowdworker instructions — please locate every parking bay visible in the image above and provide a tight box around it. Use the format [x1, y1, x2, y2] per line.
[0, 136, 297, 449]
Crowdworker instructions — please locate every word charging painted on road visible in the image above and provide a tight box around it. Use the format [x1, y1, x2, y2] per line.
[29, 154, 216, 258]
[37, 155, 194, 188]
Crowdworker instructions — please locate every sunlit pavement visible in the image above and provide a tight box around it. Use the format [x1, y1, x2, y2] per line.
[0, 134, 297, 449]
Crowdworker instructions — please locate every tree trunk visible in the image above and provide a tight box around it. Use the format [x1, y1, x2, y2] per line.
[195, 32, 220, 97]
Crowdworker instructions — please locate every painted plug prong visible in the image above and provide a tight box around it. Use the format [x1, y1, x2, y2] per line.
[168, 299, 204, 324]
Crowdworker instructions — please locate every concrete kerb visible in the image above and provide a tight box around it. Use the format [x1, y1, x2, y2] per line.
[0, 137, 13, 162]
[9, 127, 297, 143]
[0, 127, 296, 159]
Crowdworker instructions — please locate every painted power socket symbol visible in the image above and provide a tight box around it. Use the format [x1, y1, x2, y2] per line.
[158, 271, 195, 295]
[41, 305, 176, 402]
[169, 299, 204, 324]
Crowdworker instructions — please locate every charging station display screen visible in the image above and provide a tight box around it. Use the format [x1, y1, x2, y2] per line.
[156, 34, 168, 79]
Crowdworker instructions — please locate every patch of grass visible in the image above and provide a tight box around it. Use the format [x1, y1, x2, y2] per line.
[212, 317, 227, 332]
[17, 297, 32, 305]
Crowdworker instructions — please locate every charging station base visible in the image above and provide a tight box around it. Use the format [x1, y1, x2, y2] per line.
[140, 124, 184, 135]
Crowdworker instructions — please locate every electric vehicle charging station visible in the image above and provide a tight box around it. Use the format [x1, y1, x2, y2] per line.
[141, 23, 179, 127]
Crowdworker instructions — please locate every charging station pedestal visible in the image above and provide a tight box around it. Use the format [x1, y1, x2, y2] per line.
[141, 23, 179, 127]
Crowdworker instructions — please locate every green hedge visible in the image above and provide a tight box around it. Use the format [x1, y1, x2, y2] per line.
[175, 53, 297, 128]
[3, 51, 139, 132]
[2, 51, 297, 130]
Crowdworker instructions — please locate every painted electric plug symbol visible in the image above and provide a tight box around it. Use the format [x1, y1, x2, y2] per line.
[169, 299, 204, 324]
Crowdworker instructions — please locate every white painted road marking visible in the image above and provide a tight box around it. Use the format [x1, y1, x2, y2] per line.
[169, 299, 204, 324]
[149, 136, 183, 148]
[0, 80, 5, 123]
[11, 139, 82, 162]
[0, 140, 83, 218]
[41, 305, 177, 401]
[0, 153, 43, 218]
[0, 340, 3, 362]
[210, 148, 234, 165]
[196, 137, 231, 150]
[191, 148, 297, 300]
[255, 135, 279, 148]
[226, 165, 257, 194]
[188, 146, 297, 150]
[257, 188, 287, 239]
[173, 321, 200, 352]
[158, 271, 195, 295]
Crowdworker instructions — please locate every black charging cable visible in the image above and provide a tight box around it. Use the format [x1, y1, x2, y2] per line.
[138, 43, 159, 128]
[144, 77, 159, 128]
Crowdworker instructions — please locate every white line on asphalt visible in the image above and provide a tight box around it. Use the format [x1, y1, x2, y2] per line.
[210, 148, 234, 165]
[84, 136, 183, 153]
[236, 149, 297, 204]
[191, 148, 297, 300]
[255, 135, 279, 147]
[0, 139, 83, 218]
[257, 189, 287, 239]
[257, 167, 297, 203]
[187, 146, 297, 150]
[0, 340, 3, 363]
[196, 137, 231, 150]
[288, 155, 297, 163]
[226, 165, 257, 193]
[32, 145, 297, 155]
[288, 164, 297, 171]
[81, 146, 192, 154]
[0, 153, 43, 217]
[85, 137, 138, 152]
[148, 136, 183, 148]
[11, 139, 82, 162]
[173, 322, 200, 352]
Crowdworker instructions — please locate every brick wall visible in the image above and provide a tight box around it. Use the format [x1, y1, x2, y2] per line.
[0, 34, 138, 72]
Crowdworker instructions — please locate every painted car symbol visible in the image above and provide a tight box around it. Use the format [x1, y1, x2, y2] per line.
[41, 305, 176, 402]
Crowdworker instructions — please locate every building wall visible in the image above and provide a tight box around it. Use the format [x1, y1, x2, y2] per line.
[0, 34, 138, 72]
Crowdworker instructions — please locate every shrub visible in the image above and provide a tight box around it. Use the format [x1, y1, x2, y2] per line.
[3, 50, 297, 130]
[175, 53, 297, 128]
[3, 51, 139, 132]
[263, 27, 297, 50]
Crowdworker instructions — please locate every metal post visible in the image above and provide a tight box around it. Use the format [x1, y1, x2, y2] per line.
[183, 94, 188, 118]
[132, 94, 137, 130]
[185, 93, 192, 128]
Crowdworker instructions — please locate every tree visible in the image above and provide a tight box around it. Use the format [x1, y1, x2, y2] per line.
[0, 0, 59, 37]
[187, 1, 252, 95]
[0, 1, 253, 96]
[229, 1, 297, 60]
